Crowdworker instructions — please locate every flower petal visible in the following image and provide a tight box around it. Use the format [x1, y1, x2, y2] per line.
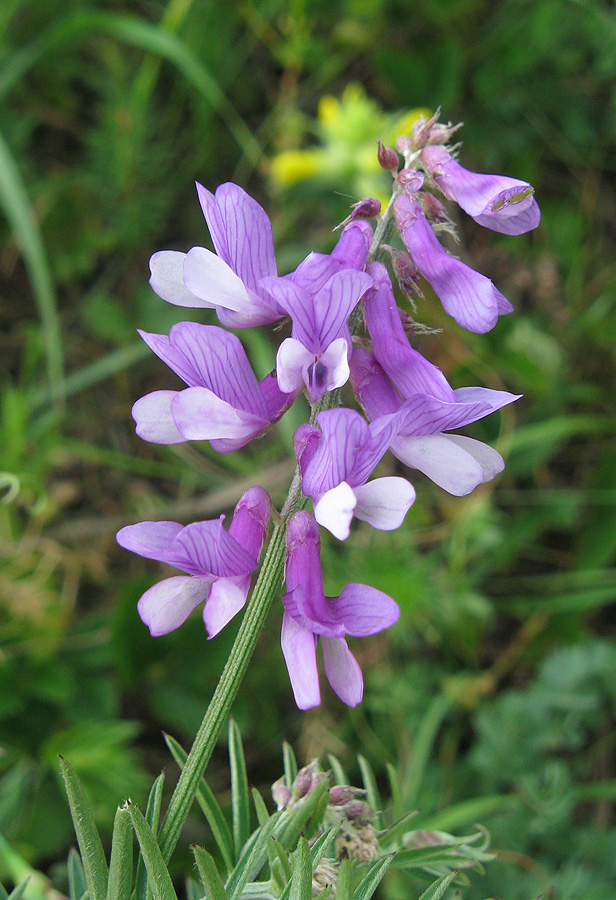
[170, 517, 257, 578]
[321, 637, 363, 707]
[183, 246, 254, 313]
[203, 574, 250, 638]
[137, 575, 212, 636]
[444, 434, 505, 482]
[132, 391, 186, 444]
[276, 338, 315, 395]
[391, 433, 489, 495]
[332, 582, 400, 636]
[228, 486, 271, 559]
[149, 250, 205, 307]
[171, 387, 268, 444]
[314, 482, 358, 541]
[281, 612, 321, 710]
[116, 521, 183, 563]
[352, 477, 416, 531]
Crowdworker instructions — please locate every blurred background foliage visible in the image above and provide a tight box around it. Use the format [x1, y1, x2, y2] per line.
[1, 0, 615, 897]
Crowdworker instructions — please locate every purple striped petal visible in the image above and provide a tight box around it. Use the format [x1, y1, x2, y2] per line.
[137, 575, 212, 636]
[332, 582, 400, 636]
[171, 387, 269, 445]
[314, 270, 373, 349]
[149, 251, 206, 308]
[170, 518, 257, 577]
[228, 486, 271, 559]
[132, 391, 186, 444]
[352, 477, 416, 531]
[321, 638, 363, 707]
[281, 612, 321, 710]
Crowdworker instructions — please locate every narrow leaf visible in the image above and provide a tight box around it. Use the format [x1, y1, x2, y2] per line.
[289, 838, 311, 900]
[59, 757, 108, 900]
[357, 757, 382, 831]
[335, 860, 352, 900]
[275, 780, 330, 850]
[282, 744, 297, 790]
[417, 871, 458, 900]
[134, 773, 167, 900]
[0, 881, 8, 900]
[267, 837, 292, 886]
[385, 763, 400, 821]
[192, 845, 227, 900]
[184, 878, 202, 900]
[229, 720, 250, 860]
[164, 733, 234, 873]
[127, 802, 178, 900]
[352, 854, 395, 900]
[67, 848, 87, 900]
[326, 755, 348, 786]
[226, 815, 279, 900]
[403, 697, 450, 808]
[252, 788, 270, 828]
[309, 826, 338, 868]
[107, 807, 133, 900]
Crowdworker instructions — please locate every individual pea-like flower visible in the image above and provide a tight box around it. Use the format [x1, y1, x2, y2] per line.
[116, 487, 271, 638]
[293, 408, 415, 540]
[149, 182, 284, 328]
[422, 145, 541, 235]
[261, 268, 373, 401]
[393, 192, 514, 333]
[132, 323, 295, 452]
[281, 511, 399, 709]
[351, 347, 520, 496]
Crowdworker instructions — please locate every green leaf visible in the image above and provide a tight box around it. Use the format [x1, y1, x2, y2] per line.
[192, 846, 227, 900]
[134, 773, 167, 900]
[308, 826, 338, 867]
[352, 854, 395, 900]
[403, 697, 450, 808]
[6, 881, 30, 900]
[59, 757, 109, 900]
[225, 815, 280, 900]
[252, 788, 270, 829]
[289, 838, 311, 900]
[335, 860, 352, 900]
[385, 763, 400, 821]
[267, 837, 292, 888]
[326, 755, 348, 786]
[184, 878, 202, 900]
[67, 848, 87, 900]
[126, 803, 178, 900]
[164, 733, 234, 874]
[282, 743, 298, 790]
[107, 807, 133, 900]
[0, 880, 8, 900]
[357, 757, 382, 830]
[275, 780, 330, 851]
[417, 871, 457, 900]
[229, 720, 250, 861]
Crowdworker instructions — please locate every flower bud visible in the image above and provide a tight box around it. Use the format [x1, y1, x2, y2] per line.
[398, 168, 425, 194]
[418, 191, 452, 225]
[335, 197, 381, 231]
[271, 777, 291, 810]
[377, 141, 400, 172]
[328, 785, 360, 805]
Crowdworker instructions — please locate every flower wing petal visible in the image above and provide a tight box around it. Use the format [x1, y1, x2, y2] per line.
[321, 637, 363, 707]
[203, 574, 250, 638]
[149, 250, 205, 307]
[352, 477, 416, 531]
[171, 387, 268, 443]
[137, 575, 212, 636]
[116, 521, 183, 563]
[332, 582, 400, 636]
[391, 433, 491, 495]
[132, 391, 185, 444]
[281, 612, 321, 710]
[314, 482, 357, 541]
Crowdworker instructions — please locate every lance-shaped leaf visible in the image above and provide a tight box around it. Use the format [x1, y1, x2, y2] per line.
[193, 846, 228, 900]
[134, 772, 166, 900]
[106, 807, 133, 900]
[126, 802, 178, 900]
[59, 757, 108, 900]
[229, 719, 251, 861]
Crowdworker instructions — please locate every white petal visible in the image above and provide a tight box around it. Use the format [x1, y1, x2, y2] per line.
[183, 246, 253, 312]
[149, 251, 204, 307]
[132, 391, 185, 444]
[391, 433, 486, 496]
[314, 482, 357, 541]
[319, 337, 350, 392]
[276, 338, 314, 394]
[138, 575, 211, 636]
[353, 477, 416, 531]
[281, 613, 321, 710]
[171, 387, 266, 441]
[203, 574, 250, 638]
[444, 434, 505, 482]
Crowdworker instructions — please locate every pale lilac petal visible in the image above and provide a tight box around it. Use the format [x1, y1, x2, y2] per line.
[289, 252, 342, 295]
[352, 477, 416, 531]
[363, 262, 455, 401]
[171, 518, 257, 577]
[138, 330, 202, 387]
[261, 279, 314, 345]
[149, 250, 205, 307]
[116, 521, 183, 563]
[444, 434, 505, 482]
[183, 247, 254, 313]
[203, 574, 250, 638]
[281, 612, 321, 710]
[228, 486, 271, 559]
[332, 583, 400, 636]
[495, 289, 515, 315]
[314, 270, 373, 348]
[321, 638, 363, 707]
[453, 386, 521, 416]
[276, 338, 315, 394]
[171, 387, 268, 443]
[314, 337, 350, 399]
[314, 482, 357, 541]
[474, 198, 540, 235]
[132, 391, 185, 444]
[137, 575, 212, 636]
[284, 512, 332, 626]
[283, 586, 345, 639]
[196, 182, 277, 287]
[391, 433, 487, 495]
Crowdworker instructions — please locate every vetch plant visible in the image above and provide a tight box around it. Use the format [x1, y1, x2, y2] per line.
[50, 109, 539, 898]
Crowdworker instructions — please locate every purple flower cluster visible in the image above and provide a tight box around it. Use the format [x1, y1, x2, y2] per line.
[118, 114, 538, 709]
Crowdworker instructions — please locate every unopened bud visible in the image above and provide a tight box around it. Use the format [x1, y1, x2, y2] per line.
[395, 135, 412, 155]
[329, 785, 359, 806]
[343, 799, 371, 822]
[272, 777, 291, 810]
[293, 765, 314, 798]
[335, 197, 381, 231]
[418, 191, 452, 225]
[377, 141, 399, 172]
[398, 168, 425, 194]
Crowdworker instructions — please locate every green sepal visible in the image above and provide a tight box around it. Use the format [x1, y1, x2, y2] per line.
[67, 847, 87, 900]
[289, 838, 311, 900]
[229, 720, 250, 861]
[164, 734, 234, 874]
[106, 806, 133, 900]
[352, 854, 394, 900]
[335, 859, 353, 900]
[126, 802, 178, 900]
[59, 756, 109, 900]
[192, 845, 227, 900]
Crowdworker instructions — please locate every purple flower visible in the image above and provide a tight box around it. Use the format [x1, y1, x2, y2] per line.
[132, 323, 295, 452]
[149, 182, 283, 328]
[116, 487, 271, 638]
[422, 146, 540, 235]
[294, 408, 415, 540]
[281, 511, 399, 709]
[262, 268, 373, 402]
[351, 348, 521, 496]
[393, 193, 514, 333]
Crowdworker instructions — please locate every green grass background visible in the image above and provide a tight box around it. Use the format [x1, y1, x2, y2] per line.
[1, 1, 615, 897]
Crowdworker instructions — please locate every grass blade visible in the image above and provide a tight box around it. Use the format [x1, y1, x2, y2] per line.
[282, 743, 298, 789]
[134, 772, 167, 900]
[326, 755, 348, 786]
[126, 802, 178, 900]
[107, 806, 133, 900]
[225, 815, 279, 900]
[352, 854, 395, 900]
[67, 847, 87, 900]
[192, 846, 227, 900]
[289, 838, 311, 900]
[59, 757, 108, 900]
[417, 871, 457, 900]
[229, 719, 250, 861]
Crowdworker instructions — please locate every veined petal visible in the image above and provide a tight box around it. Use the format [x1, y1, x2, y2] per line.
[132, 391, 186, 444]
[314, 482, 357, 541]
[281, 613, 321, 710]
[391, 433, 490, 495]
[183, 246, 255, 313]
[276, 338, 315, 394]
[149, 250, 205, 307]
[228, 486, 271, 559]
[333, 583, 400, 636]
[444, 434, 505, 482]
[353, 477, 416, 531]
[321, 638, 363, 707]
[137, 575, 212, 636]
[138, 330, 201, 387]
[283, 585, 346, 638]
[203, 574, 250, 638]
[171, 387, 268, 443]
[453, 386, 521, 417]
[312, 337, 350, 399]
[116, 521, 183, 563]
[171, 517, 257, 577]
[314, 269, 373, 349]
